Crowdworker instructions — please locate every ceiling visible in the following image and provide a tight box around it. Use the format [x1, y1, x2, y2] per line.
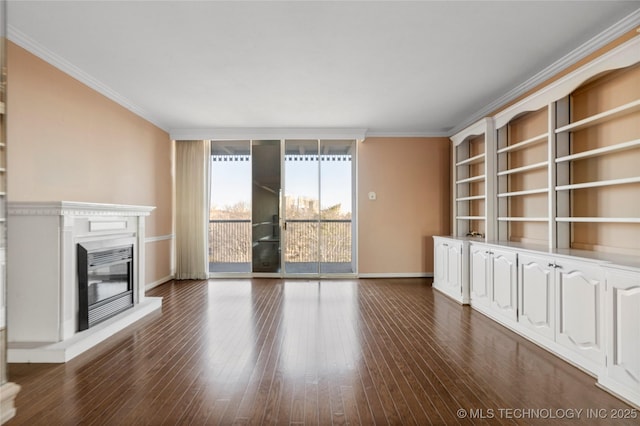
[7, 1, 640, 138]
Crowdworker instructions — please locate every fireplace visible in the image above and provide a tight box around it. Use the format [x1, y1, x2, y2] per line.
[7, 201, 162, 363]
[77, 241, 135, 331]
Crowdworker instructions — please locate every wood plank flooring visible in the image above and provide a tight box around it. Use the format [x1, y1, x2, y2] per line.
[7, 278, 637, 425]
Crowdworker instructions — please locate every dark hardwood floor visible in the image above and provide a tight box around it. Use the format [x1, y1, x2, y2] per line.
[7, 278, 637, 425]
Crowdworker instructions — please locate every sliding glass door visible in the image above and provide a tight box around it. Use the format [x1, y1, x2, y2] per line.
[319, 140, 354, 274]
[209, 139, 355, 276]
[209, 141, 252, 273]
[283, 140, 320, 274]
[283, 139, 355, 275]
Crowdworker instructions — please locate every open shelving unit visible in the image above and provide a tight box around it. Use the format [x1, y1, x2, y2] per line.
[495, 106, 550, 246]
[451, 117, 495, 240]
[553, 61, 640, 255]
[440, 28, 640, 409]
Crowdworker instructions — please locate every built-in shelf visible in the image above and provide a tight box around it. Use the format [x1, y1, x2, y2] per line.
[497, 217, 548, 222]
[556, 217, 640, 223]
[456, 195, 485, 202]
[497, 161, 548, 176]
[556, 176, 640, 191]
[497, 188, 548, 198]
[555, 99, 640, 134]
[496, 132, 548, 154]
[456, 175, 485, 184]
[455, 153, 485, 166]
[456, 216, 486, 220]
[555, 138, 640, 163]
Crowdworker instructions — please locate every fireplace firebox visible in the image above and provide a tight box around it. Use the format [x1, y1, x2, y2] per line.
[77, 242, 134, 331]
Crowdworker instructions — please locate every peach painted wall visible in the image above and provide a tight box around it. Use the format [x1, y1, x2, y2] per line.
[358, 137, 450, 274]
[7, 42, 172, 285]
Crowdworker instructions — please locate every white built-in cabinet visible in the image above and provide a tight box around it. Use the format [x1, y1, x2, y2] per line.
[518, 252, 606, 373]
[433, 236, 468, 304]
[599, 264, 640, 407]
[451, 118, 495, 240]
[469, 243, 517, 323]
[433, 34, 640, 408]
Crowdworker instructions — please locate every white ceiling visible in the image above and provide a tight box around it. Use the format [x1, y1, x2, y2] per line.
[7, 1, 640, 137]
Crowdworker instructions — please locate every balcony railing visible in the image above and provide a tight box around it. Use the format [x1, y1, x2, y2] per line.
[209, 219, 251, 263]
[284, 219, 351, 263]
[209, 219, 351, 264]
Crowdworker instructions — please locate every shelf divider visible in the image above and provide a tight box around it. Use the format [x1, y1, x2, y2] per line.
[556, 176, 640, 191]
[555, 99, 640, 134]
[555, 138, 640, 163]
[455, 153, 485, 166]
[497, 161, 548, 176]
[497, 188, 548, 198]
[496, 132, 548, 154]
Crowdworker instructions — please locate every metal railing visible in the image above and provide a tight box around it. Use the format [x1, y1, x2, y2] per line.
[209, 219, 251, 263]
[284, 219, 351, 263]
[209, 219, 351, 264]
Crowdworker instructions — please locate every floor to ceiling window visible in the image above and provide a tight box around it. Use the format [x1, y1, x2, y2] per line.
[209, 141, 252, 273]
[209, 139, 356, 276]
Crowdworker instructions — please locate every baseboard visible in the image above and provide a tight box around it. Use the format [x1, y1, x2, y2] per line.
[0, 382, 21, 424]
[358, 272, 433, 278]
[146, 274, 174, 291]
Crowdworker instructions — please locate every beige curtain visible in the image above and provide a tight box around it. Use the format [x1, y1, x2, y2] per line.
[175, 140, 211, 279]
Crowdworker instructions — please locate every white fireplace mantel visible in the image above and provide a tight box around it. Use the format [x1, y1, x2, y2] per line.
[7, 201, 162, 363]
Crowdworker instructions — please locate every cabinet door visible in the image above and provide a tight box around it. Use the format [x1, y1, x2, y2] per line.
[491, 248, 517, 322]
[605, 268, 640, 392]
[518, 253, 555, 341]
[433, 239, 448, 286]
[555, 260, 605, 366]
[446, 242, 462, 295]
[469, 244, 491, 308]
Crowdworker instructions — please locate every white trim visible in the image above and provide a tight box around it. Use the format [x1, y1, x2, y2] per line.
[451, 9, 640, 135]
[145, 234, 173, 243]
[450, 118, 492, 146]
[145, 274, 174, 291]
[358, 272, 433, 278]
[7, 26, 167, 131]
[8, 201, 155, 217]
[365, 130, 451, 138]
[171, 128, 367, 141]
[494, 35, 640, 129]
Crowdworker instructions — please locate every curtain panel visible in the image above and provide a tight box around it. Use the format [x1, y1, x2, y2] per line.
[175, 139, 211, 279]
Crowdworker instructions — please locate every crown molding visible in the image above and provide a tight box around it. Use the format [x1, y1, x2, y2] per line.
[7, 25, 169, 132]
[364, 130, 451, 138]
[448, 8, 640, 136]
[170, 127, 368, 141]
